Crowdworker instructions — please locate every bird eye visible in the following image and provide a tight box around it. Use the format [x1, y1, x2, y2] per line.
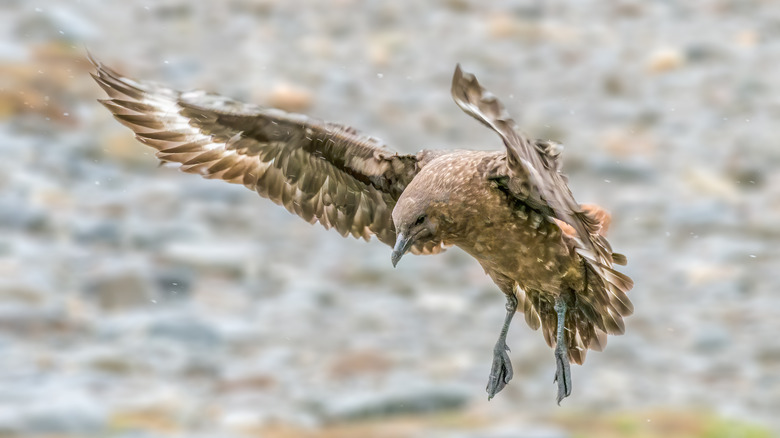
[414, 215, 426, 226]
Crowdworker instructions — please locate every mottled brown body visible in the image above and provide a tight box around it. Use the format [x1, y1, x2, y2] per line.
[402, 151, 578, 289]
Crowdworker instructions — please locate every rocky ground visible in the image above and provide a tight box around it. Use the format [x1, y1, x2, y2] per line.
[1, 0, 779, 437]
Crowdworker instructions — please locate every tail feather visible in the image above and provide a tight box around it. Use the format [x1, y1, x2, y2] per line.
[527, 202, 634, 364]
[612, 253, 628, 265]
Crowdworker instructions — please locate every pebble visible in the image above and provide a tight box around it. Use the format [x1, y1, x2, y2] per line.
[646, 47, 685, 73]
[153, 267, 193, 302]
[15, 5, 99, 41]
[321, 384, 470, 421]
[0, 280, 47, 305]
[161, 240, 255, 277]
[735, 30, 759, 48]
[147, 316, 223, 349]
[9, 393, 107, 435]
[0, 305, 71, 336]
[0, 197, 48, 232]
[267, 83, 314, 112]
[487, 14, 521, 39]
[693, 324, 731, 354]
[83, 265, 155, 311]
[72, 218, 123, 246]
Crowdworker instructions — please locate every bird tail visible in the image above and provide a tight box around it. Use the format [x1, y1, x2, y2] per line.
[525, 258, 633, 365]
[531, 205, 634, 364]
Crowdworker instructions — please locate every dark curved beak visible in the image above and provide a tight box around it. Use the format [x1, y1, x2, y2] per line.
[391, 232, 412, 267]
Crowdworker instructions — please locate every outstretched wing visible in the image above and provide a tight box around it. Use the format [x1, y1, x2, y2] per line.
[451, 65, 633, 358]
[90, 57, 431, 250]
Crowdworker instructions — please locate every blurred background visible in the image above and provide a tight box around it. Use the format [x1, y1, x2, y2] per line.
[1, 0, 778, 437]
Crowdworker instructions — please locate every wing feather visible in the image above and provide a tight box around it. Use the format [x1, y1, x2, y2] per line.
[91, 56, 432, 248]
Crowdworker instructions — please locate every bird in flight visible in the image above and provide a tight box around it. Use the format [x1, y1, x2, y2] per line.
[90, 57, 633, 404]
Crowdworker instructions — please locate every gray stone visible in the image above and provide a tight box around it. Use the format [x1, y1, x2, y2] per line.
[72, 218, 123, 246]
[321, 384, 470, 421]
[0, 197, 48, 232]
[161, 240, 255, 277]
[0, 280, 47, 305]
[83, 266, 155, 311]
[22, 396, 106, 435]
[693, 324, 731, 354]
[0, 305, 70, 336]
[666, 200, 740, 231]
[153, 267, 194, 302]
[180, 178, 248, 203]
[147, 316, 222, 349]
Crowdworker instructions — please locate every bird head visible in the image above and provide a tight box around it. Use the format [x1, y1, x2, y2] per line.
[390, 193, 441, 267]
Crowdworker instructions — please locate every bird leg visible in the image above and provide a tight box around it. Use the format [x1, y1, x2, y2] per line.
[553, 295, 572, 405]
[487, 292, 518, 400]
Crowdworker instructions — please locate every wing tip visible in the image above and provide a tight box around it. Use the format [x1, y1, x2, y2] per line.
[452, 63, 464, 85]
[450, 62, 478, 105]
[85, 48, 101, 69]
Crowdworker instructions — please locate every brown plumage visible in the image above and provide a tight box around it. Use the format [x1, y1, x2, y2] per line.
[90, 57, 633, 404]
